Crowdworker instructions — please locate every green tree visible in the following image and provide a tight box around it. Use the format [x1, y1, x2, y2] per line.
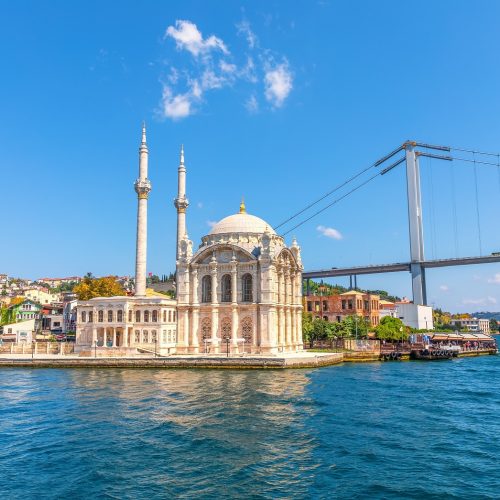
[374, 316, 408, 341]
[342, 315, 369, 338]
[74, 275, 125, 300]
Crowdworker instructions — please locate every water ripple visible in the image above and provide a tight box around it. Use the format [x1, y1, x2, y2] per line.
[0, 356, 499, 499]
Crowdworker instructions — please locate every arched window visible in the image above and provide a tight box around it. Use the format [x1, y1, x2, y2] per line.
[135, 310, 141, 322]
[98, 310, 104, 322]
[81, 311, 86, 323]
[144, 310, 150, 322]
[168, 310, 172, 322]
[107, 310, 113, 322]
[221, 274, 231, 302]
[202, 275, 212, 303]
[163, 310, 166, 322]
[128, 310, 132, 322]
[117, 310, 123, 322]
[152, 310, 158, 322]
[242, 274, 253, 302]
[89, 311, 93, 322]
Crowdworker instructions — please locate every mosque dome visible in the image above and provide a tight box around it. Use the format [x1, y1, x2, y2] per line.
[209, 200, 276, 236]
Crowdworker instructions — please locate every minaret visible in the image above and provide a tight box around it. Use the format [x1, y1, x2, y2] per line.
[174, 145, 189, 260]
[134, 123, 151, 296]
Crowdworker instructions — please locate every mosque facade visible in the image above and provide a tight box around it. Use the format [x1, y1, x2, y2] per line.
[75, 126, 303, 355]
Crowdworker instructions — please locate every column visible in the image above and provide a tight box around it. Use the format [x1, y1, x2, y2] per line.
[92, 327, 97, 346]
[191, 265, 199, 352]
[123, 327, 128, 347]
[210, 255, 219, 353]
[284, 268, 292, 348]
[290, 273, 296, 348]
[112, 328, 117, 347]
[231, 257, 238, 353]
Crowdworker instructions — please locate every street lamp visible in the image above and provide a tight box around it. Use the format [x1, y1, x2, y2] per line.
[94, 339, 98, 358]
[31, 340, 35, 360]
[155, 335, 158, 358]
[226, 337, 230, 358]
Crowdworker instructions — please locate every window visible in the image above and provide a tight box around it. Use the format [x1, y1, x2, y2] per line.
[143, 330, 149, 343]
[342, 300, 346, 310]
[98, 310, 104, 322]
[135, 330, 140, 343]
[107, 310, 113, 322]
[117, 310, 123, 322]
[202, 275, 212, 303]
[8, 328, 12, 334]
[323, 301, 328, 311]
[348, 300, 353, 310]
[89, 311, 93, 322]
[221, 274, 231, 302]
[152, 310, 158, 322]
[307, 301, 312, 312]
[168, 310, 172, 322]
[242, 274, 253, 302]
[152, 330, 157, 342]
[163, 310, 166, 322]
[128, 310, 132, 322]
[336, 316, 341, 323]
[162, 330, 167, 343]
[315, 301, 320, 312]
[144, 310, 150, 322]
[173, 311, 176, 322]
[364, 300, 369, 310]
[323, 316, 328, 322]
[81, 311, 87, 322]
[135, 310, 141, 322]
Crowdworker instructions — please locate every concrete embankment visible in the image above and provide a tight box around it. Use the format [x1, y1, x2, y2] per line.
[0, 353, 344, 370]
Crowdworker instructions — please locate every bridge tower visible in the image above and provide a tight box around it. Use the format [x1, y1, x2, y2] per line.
[404, 141, 427, 305]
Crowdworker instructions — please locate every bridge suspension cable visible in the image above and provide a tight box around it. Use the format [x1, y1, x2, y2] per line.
[280, 170, 382, 236]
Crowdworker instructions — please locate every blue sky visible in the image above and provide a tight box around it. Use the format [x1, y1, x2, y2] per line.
[1, 0, 500, 313]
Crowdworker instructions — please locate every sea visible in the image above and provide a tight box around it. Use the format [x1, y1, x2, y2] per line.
[0, 354, 499, 499]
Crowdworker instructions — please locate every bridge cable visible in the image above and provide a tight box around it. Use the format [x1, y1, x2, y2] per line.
[273, 161, 378, 230]
[450, 160, 459, 257]
[428, 156, 437, 259]
[450, 146, 500, 157]
[281, 170, 382, 236]
[472, 152, 483, 256]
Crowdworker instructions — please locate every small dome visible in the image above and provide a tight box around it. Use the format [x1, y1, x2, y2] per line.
[209, 212, 276, 236]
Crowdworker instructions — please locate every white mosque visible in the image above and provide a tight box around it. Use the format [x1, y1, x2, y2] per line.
[76, 126, 303, 355]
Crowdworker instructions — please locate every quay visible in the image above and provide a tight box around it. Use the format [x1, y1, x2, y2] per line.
[0, 351, 344, 370]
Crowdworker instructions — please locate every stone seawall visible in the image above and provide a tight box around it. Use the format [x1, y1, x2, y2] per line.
[0, 353, 344, 370]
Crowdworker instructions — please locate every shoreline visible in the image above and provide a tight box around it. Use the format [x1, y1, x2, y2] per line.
[0, 348, 495, 369]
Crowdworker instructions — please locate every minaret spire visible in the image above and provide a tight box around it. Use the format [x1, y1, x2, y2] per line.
[134, 123, 151, 296]
[174, 144, 189, 260]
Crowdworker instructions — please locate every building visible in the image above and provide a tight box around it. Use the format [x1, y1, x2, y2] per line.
[41, 303, 64, 333]
[450, 317, 490, 334]
[76, 125, 177, 354]
[379, 299, 397, 319]
[75, 125, 303, 355]
[37, 277, 81, 288]
[304, 291, 380, 326]
[395, 303, 433, 330]
[22, 287, 60, 304]
[62, 293, 78, 333]
[0, 319, 36, 343]
[175, 145, 303, 354]
[10, 299, 42, 323]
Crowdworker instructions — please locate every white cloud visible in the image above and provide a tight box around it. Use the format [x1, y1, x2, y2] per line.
[487, 273, 500, 284]
[165, 20, 228, 57]
[462, 296, 498, 306]
[317, 225, 343, 240]
[245, 95, 258, 113]
[207, 220, 217, 228]
[264, 61, 293, 107]
[236, 20, 257, 49]
[160, 19, 293, 119]
[160, 86, 194, 119]
[439, 285, 449, 291]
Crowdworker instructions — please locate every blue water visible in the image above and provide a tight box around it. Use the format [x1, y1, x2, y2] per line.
[0, 356, 499, 499]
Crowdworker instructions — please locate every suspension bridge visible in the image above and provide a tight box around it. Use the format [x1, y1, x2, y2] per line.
[274, 141, 500, 305]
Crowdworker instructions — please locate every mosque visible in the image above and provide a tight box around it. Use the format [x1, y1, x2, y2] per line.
[76, 126, 303, 355]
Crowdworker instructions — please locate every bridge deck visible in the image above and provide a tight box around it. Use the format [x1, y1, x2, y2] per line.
[303, 255, 500, 279]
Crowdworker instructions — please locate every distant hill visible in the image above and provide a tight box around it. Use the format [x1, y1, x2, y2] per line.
[472, 312, 500, 320]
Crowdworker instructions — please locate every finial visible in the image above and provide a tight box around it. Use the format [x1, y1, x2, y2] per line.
[180, 144, 184, 165]
[239, 196, 246, 214]
[141, 122, 147, 145]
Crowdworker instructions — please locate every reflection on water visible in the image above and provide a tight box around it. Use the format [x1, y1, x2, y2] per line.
[0, 358, 499, 499]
